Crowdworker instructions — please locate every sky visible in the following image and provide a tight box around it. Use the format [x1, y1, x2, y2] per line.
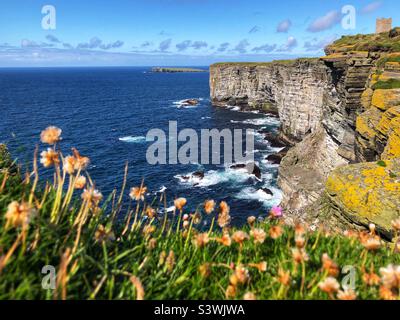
[0, 0, 399, 67]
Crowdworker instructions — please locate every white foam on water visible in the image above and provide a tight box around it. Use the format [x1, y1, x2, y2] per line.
[173, 98, 204, 108]
[235, 185, 282, 207]
[230, 117, 280, 126]
[119, 136, 146, 143]
[175, 166, 251, 188]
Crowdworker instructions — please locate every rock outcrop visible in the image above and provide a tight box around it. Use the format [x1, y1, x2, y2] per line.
[210, 30, 400, 233]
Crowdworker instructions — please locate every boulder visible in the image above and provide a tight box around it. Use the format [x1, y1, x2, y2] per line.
[181, 99, 199, 106]
[325, 159, 400, 237]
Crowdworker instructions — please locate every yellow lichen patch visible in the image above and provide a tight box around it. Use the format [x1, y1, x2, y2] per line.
[326, 159, 400, 232]
[377, 106, 400, 137]
[361, 88, 373, 109]
[382, 117, 400, 160]
[371, 89, 400, 110]
[356, 107, 382, 139]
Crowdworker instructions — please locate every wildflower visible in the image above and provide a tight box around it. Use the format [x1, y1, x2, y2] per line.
[250, 228, 266, 244]
[362, 271, 381, 286]
[219, 201, 230, 215]
[130, 186, 147, 201]
[277, 268, 291, 286]
[74, 175, 87, 189]
[379, 286, 396, 300]
[40, 148, 60, 168]
[295, 234, 306, 249]
[225, 285, 236, 299]
[391, 218, 400, 232]
[173, 197, 186, 211]
[247, 216, 256, 227]
[183, 220, 190, 229]
[234, 265, 250, 285]
[183, 214, 189, 221]
[295, 223, 306, 236]
[243, 292, 256, 300]
[191, 212, 202, 225]
[217, 233, 232, 246]
[379, 264, 400, 290]
[337, 289, 357, 300]
[291, 248, 309, 264]
[147, 238, 157, 250]
[369, 223, 376, 235]
[145, 207, 156, 219]
[94, 225, 115, 244]
[5, 201, 36, 228]
[130, 276, 145, 300]
[270, 205, 283, 219]
[158, 251, 166, 266]
[203, 200, 215, 214]
[166, 250, 175, 273]
[318, 277, 340, 294]
[81, 188, 103, 208]
[193, 233, 210, 248]
[40, 126, 62, 145]
[249, 261, 267, 272]
[361, 235, 382, 251]
[321, 253, 339, 277]
[199, 263, 211, 278]
[232, 231, 249, 245]
[63, 156, 77, 175]
[71, 148, 90, 171]
[269, 225, 283, 239]
[343, 230, 358, 239]
[143, 225, 156, 236]
[217, 201, 231, 228]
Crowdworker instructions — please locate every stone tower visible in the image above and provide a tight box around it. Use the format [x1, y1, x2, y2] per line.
[376, 18, 392, 33]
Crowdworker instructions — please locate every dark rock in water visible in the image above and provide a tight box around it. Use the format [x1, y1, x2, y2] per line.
[182, 99, 199, 106]
[230, 164, 247, 169]
[230, 162, 262, 179]
[264, 132, 287, 148]
[181, 175, 190, 181]
[266, 154, 282, 164]
[192, 171, 205, 179]
[250, 163, 262, 180]
[260, 188, 273, 196]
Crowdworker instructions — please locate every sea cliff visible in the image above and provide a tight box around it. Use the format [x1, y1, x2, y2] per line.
[210, 29, 400, 235]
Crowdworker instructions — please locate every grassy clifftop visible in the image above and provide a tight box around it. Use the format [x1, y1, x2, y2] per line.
[325, 28, 400, 54]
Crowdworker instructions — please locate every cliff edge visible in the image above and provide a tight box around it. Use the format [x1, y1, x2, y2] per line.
[210, 29, 400, 235]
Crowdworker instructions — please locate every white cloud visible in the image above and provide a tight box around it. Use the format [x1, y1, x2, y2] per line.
[277, 19, 292, 33]
[307, 10, 341, 32]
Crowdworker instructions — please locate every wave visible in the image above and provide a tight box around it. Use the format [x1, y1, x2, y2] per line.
[235, 185, 282, 207]
[175, 166, 252, 188]
[118, 136, 146, 143]
[233, 117, 280, 126]
[173, 98, 204, 108]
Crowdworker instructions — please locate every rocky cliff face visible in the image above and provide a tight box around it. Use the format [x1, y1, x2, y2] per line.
[210, 53, 375, 213]
[210, 60, 331, 144]
[210, 33, 400, 233]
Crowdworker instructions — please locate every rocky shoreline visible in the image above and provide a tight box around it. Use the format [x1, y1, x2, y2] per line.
[210, 30, 400, 236]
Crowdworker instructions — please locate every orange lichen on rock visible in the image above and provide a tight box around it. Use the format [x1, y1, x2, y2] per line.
[371, 89, 400, 110]
[382, 117, 400, 160]
[325, 159, 400, 233]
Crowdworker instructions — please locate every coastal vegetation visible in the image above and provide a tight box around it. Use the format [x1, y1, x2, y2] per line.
[0, 128, 399, 300]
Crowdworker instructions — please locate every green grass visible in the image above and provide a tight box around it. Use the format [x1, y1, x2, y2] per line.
[211, 58, 319, 68]
[372, 78, 400, 90]
[326, 29, 400, 53]
[0, 138, 400, 300]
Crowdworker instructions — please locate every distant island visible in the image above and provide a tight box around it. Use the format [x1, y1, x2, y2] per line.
[151, 67, 207, 73]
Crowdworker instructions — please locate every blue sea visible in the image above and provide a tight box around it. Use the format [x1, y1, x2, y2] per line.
[0, 67, 282, 225]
